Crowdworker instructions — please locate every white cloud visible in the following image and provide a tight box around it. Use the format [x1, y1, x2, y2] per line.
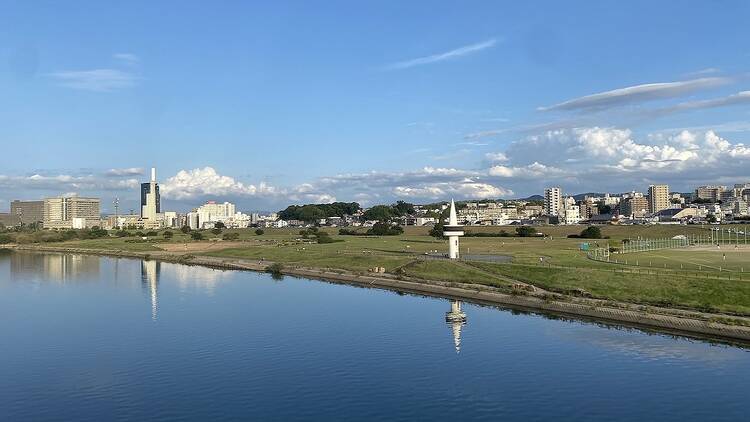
[658, 90, 750, 114]
[105, 167, 145, 177]
[485, 152, 508, 163]
[383, 38, 498, 70]
[160, 167, 279, 200]
[538, 77, 731, 112]
[0, 172, 139, 192]
[50, 69, 137, 92]
[488, 162, 566, 179]
[483, 127, 750, 193]
[113, 53, 139, 66]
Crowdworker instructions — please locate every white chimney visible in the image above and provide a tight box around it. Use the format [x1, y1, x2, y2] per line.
[151, 167, 156, 182]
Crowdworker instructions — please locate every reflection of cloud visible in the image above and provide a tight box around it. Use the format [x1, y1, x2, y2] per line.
[562, 324, 746, 363]
[159, 262, 233, 296]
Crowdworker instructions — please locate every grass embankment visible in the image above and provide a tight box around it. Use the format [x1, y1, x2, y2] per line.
[13, 224, 750, 315]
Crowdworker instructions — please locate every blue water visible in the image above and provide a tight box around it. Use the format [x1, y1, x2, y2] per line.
[1, 251, 748, 421]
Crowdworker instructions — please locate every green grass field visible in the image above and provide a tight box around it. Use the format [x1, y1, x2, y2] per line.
[38, 224, 750, 315]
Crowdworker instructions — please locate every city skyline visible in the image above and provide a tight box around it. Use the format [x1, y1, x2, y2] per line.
[2, 2, 750, 212]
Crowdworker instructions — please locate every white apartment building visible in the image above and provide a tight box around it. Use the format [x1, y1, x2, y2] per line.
[458, 202, 519, 225]
[544, 187, 563, 216]
[562, 206, 581, 225]
[196, 201, 236, 227]
[43, 196, 101, 229]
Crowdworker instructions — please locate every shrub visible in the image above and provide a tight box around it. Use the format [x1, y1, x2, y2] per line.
[338, 228, 359, 235]
[515, 226, 537, 237]
[116, 230, 129, 237]
[255, 228, 265, 235]
[266, 262, 284, 279]
[191, 232, 204, 240]
[135, 231, 146, 237]
[316, 233, 341, 244]
[145, 231, 158, 237]
[223, 232, 240, 241]
[180, 226, 191, 234]
[0, 234, 13, 244]
[163, 231, 173, 239]
[366, 221, 403, 236]
[214, 221, 226, 229]
[211, 228, 222, 235]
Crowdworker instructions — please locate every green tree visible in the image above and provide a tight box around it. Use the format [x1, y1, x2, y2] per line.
[596, 202, 612, 214]
[363, 205, 394, 221]
[515, 226, 537, 237]
[579, 226, 602, 239]
[191, 231, 204, 240]
[429, 221, 444, 238]
[255, 228, 265, 235]
[163, 231, 173, 239]
[180, 225, 191, 234]
[214, 221, 226, 229]
[211, 228, 222, 235]
[393, 200, 415, 216]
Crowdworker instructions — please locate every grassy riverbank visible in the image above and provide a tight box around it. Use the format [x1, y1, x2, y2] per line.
[7, 224, 750, 315]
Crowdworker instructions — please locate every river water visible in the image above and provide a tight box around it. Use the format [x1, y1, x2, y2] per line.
[1, 251, 748, 421]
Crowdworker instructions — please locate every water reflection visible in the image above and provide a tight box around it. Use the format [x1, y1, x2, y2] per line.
[141, 260, 160, 321]
[165, 263, 232, 295]
[10, 251, 100, 283]
[445, 300, 467, 353]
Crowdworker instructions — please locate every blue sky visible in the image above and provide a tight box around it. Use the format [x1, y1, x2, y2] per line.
[1, 1, 750, 213]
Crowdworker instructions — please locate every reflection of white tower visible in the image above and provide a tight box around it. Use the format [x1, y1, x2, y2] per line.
[444, 199, 464, 259]
[141, 260, 160, 321]
[445, 300, 467, 354]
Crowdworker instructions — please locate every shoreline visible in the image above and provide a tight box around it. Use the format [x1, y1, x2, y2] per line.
[9, 244, 750, 345]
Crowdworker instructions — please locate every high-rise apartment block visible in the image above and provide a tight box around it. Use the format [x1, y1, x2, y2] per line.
[544, 187, 562, 216]
[648, 184, 670, 214]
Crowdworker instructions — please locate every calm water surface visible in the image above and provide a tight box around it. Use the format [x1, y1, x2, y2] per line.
[1, 251, 748, 421]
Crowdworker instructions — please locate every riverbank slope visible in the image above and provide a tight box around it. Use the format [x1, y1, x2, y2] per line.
[10, 244, 750, 345]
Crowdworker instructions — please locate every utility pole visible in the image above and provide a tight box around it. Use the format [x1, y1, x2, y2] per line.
[113, 197, 120, 229]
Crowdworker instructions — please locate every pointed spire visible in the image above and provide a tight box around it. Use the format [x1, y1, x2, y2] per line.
[151, 167, 156, 182]
[449, 199, 458, 226]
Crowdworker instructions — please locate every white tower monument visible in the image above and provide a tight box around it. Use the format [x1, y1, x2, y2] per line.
[142, 167, 160, 228]
[444, 199, 464, 259]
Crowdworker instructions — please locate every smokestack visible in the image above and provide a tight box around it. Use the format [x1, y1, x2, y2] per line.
[151, 168, 156, 182]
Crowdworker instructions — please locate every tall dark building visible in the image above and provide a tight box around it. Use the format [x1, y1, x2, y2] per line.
[140, 183, 160, 217]
[10, 200, 44, 225]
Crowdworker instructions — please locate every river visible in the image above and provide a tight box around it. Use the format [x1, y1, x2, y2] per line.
[1, 251, 747, 421]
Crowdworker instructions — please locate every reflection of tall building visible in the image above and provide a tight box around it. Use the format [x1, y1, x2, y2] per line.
[141, 260, 161, 321]
[10, 252, 100, 282]
[445, 300, 467, 354]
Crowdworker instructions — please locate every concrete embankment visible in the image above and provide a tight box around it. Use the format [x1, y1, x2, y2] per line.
[10, 245, 750, 345]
